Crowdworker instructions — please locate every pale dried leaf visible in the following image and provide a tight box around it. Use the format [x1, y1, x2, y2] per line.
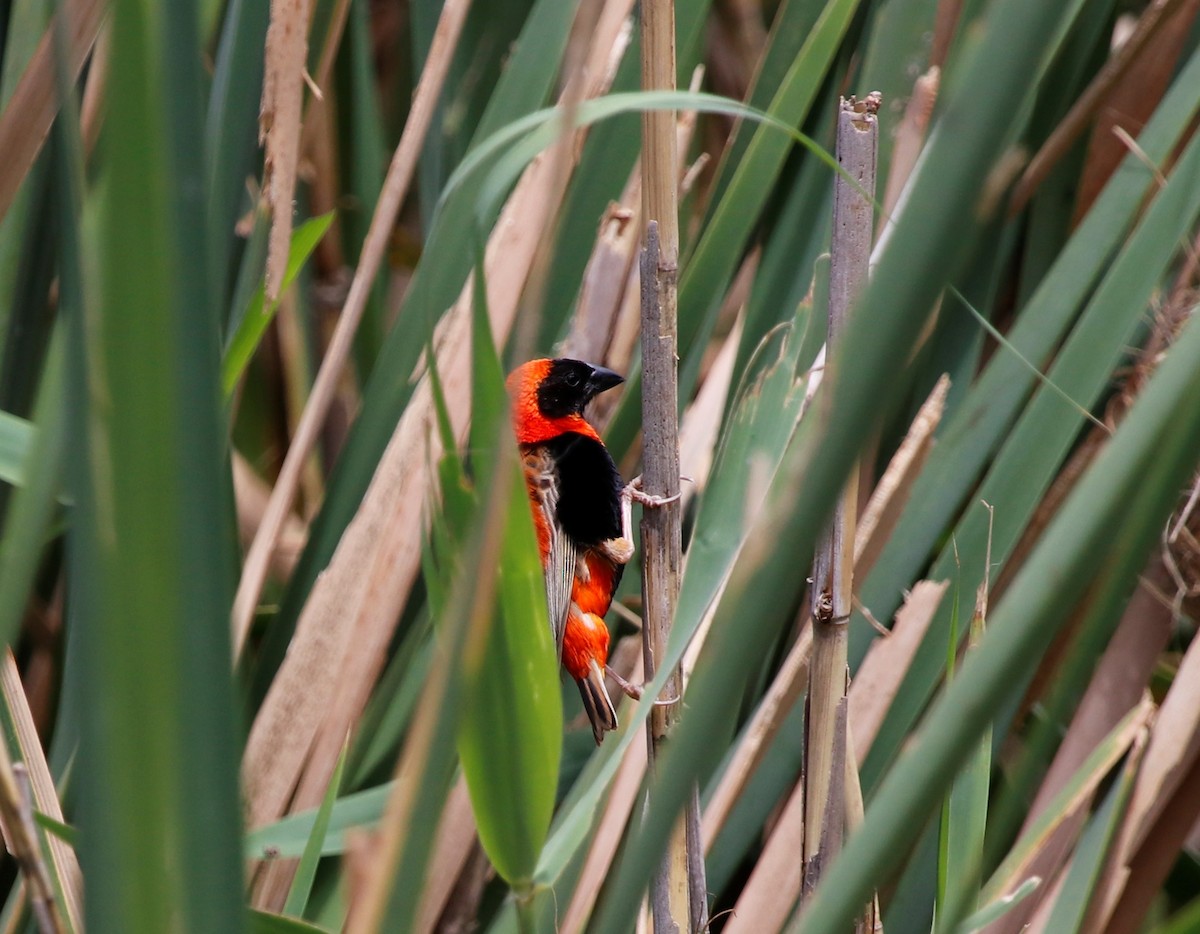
[983, 698, 1154, 924]
[701, 626, 811, 846]
[988, 573, 1174, 933]
[679, 317, 741, 507]
[722, 769, 804, 934]
[1084, 623, 1200, 930]
[1117, 559, 1200, 855]
[232, 452, 307, 582]
[879, 67, 939, 230]
[849, 579, 948, 762]
[1073, 0, 1200, 222]
[854, 374, 949, 578]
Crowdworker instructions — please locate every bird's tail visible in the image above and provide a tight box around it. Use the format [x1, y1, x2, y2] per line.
[577, 658, 618, 745]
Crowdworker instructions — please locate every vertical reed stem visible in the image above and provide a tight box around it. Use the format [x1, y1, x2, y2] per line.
[803, 93, 879, 896]
[640, 0, 704, 927]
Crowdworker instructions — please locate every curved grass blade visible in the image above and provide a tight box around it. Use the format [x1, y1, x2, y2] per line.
[222, 212, 334, 397]
[456, 246, 560, 888]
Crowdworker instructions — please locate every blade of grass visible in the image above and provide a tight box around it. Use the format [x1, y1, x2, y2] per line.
[67, 1, 245, 929]
[223, 211, 334, 398]
[282, 741, 347, 918]
[455, 252, 560, 891]
[248, 909, 333, 934]
[206, 0, 270, 299]
[795, 292, 1200, 931]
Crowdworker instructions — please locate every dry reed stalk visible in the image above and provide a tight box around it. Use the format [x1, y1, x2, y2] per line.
[640, 0, 704, 927]
[0, 653, 79, 931]
[640, 221, 695, 932]
[0, 0, 105, 226]
[803, 94, 878, 895]
[232, 0, 474, 653]
[0, 711, 62, 932]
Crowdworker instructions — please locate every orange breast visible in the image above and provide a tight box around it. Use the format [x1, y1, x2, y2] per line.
[562, 610, 611, 682]
[560, 550, 619, 681]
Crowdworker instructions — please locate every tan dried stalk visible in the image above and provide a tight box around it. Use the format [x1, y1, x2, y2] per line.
[0, 654, 81, 931]
[803, 94, 878, 895]
[260, 0, 314, 301]
[0, 687, 63, 933]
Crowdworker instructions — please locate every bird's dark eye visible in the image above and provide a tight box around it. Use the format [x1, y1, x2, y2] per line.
[565, 372, 581, 387]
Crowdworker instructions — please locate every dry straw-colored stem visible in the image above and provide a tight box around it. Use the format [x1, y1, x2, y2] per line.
[0, 714, 62, 933]
[803, 93, 878, 895]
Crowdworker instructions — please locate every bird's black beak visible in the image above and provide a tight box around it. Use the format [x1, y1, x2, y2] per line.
[586, 365, 624, 398]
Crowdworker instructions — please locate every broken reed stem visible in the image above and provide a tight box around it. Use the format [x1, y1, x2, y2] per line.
[640, 0, 704, 928]
[803, 94, 878, 897]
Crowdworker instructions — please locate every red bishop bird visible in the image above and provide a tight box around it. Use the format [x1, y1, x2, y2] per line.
[506, 357, 649, 744]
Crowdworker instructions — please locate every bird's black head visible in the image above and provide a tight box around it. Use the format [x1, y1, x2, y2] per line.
[536, 358, 624, 419]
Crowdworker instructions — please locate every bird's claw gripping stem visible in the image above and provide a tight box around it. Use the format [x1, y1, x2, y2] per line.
[619, 476, 683, 545]
[606, 666, 679, 706]
[624, 475, 682, 509]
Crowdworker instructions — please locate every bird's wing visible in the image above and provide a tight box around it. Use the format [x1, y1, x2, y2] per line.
[525, 449, 577, 662]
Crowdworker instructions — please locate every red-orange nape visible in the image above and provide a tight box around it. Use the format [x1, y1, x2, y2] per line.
[506, 358, 603, 447]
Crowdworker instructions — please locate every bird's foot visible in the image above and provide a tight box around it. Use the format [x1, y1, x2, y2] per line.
[606, 666, 679, 706]
[623, 475, 682, 509]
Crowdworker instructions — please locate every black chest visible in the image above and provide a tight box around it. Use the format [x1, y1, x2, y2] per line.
[540, 432, 624, 546]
